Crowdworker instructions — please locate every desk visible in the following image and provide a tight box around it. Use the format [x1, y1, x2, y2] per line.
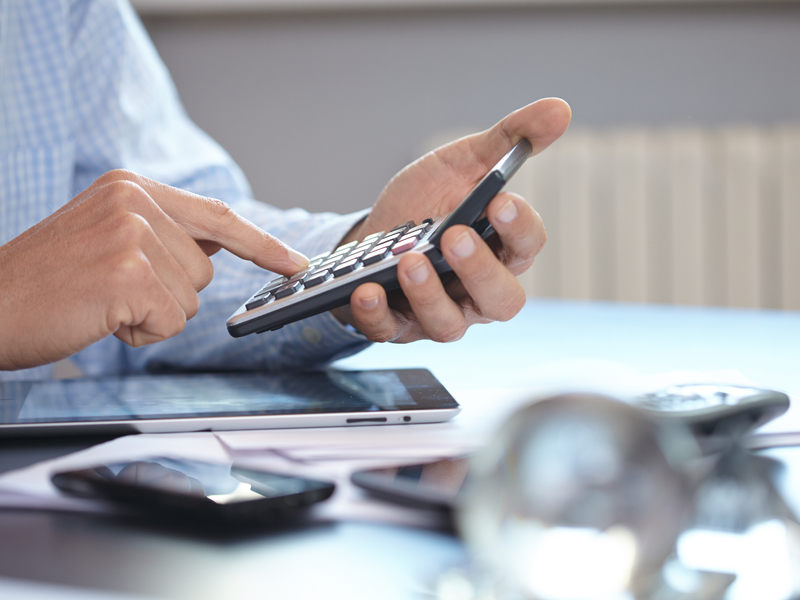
[1, 299, 799, 599]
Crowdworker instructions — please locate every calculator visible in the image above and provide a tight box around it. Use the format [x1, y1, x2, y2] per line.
[635, 383, 790, 436]
[227, 139, 533, 337]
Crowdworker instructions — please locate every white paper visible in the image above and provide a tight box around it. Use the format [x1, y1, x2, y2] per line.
[0, 432, 230, 512]
[0, 370, 796, 523]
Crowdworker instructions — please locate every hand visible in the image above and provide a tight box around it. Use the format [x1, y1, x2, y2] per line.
[0, 170, 309, 370]
[333, 98, 571, 343]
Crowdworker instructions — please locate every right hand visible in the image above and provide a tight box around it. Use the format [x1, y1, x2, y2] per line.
[0, 170, 309, 371]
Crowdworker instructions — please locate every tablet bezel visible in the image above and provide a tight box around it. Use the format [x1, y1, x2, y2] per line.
[0, 368, 461, 437]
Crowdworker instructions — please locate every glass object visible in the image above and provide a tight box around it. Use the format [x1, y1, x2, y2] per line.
[457, 393, 697, 600]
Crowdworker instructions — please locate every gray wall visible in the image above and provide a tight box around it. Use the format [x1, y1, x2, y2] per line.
[142, 3, 800, 215]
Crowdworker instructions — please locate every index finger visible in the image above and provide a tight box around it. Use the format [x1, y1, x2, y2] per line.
[129, 176, 308, 275]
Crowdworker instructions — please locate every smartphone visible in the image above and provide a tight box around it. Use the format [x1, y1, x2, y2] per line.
[634, 383, 790, 436]
[348, 385, 793, 511]
[52, 457, 335, 524]
[227, 139, 533, 337]
[350, 456, 470, 512]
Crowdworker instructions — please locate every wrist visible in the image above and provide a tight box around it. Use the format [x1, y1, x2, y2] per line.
[338, 213, 370, 247]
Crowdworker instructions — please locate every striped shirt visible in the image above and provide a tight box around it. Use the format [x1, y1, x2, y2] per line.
[0, 0, 371, 380]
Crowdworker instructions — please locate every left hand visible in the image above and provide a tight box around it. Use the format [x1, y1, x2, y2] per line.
[332, 97, 571, 343]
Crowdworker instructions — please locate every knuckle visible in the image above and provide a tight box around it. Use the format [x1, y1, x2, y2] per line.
[166, 312, 187, 339]
[355, 313, 396, 343]
[106, 305, 133, 337]
[185, 293, 201, 320]
[458, 254, 497, 290]
[534, 218, 547, 255]
[491, 287, 526, 322]
[428, 318, 466, 344]
[98, 179, 153, 214]
[366, 328, 396, 344]
[206, 198, 235, 223]
[112, 211, 152, 244]
[94, 168, 137, 187]
[111, 248, 151, 283]
[203, 198, 240, 240]
[206, 197, 234, 219]
[198, 259, 214, 290]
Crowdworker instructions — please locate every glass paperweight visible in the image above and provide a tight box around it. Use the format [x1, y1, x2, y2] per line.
[457, 393, 697, 600]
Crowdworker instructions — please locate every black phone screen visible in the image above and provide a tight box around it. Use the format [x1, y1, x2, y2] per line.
[52, 457, 335, 521]
[350, 456, 471, 510]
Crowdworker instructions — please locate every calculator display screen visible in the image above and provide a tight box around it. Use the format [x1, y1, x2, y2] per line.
[0, 368, 457, 425]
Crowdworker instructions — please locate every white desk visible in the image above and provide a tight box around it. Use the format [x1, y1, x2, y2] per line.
[1, 299, 799, 599]
[339, 299, 800, 396]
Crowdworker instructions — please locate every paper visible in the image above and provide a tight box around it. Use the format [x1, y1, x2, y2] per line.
[0, 387, 535, 528]
[0, 432, 230, 513]
[0, 370, 797, 526]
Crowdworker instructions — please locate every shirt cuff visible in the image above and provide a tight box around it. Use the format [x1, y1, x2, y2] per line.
[295, 208, 370, 260]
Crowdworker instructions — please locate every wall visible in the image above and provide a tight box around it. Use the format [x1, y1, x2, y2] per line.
[141, 3, 800, 215]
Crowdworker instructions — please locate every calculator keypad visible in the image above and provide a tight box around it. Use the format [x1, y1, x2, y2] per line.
[243, 219, 434, 311]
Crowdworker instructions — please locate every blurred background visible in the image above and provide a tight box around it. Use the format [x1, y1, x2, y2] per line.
[135, 0, 800, 310]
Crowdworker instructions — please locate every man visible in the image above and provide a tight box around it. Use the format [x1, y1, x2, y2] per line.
[0, 0, 571, 379]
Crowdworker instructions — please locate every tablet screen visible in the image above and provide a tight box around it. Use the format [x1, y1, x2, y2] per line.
[0, 368, 457, 426]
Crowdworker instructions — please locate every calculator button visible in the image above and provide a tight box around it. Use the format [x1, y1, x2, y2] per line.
[354, 240, 375, 253]
[246, 293, 273, 311]
[363, 231, 385, 243]
[257, 276, 287, 295]
[317, 258, 340, 272]
[345, 249, 367, 262]
[373, 237, 397, 250]
[382, 230, 405, 243]
[329, 243, 356, 258]
[392, 236, 420, 255]
[274, 280, 303, 299]
[389, 221, 414, 235]
[406, 224, 428, 237]
[362, 247, 391, 265]
[332, 241, 358, 254]
[327, 250, 349, 262]
[367, 243, 395, 258]
[333, 258, 360, 277]
[288, 271, 310, 283]
[304, 269, 333, 287]
[400, 230, 423, 242]
[308, 257, 327, 267]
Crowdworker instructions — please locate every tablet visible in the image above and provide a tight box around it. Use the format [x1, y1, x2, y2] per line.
[0, 368, 460, 437]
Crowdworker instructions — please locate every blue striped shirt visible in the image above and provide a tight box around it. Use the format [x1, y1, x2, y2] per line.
[0, 0, 371, 380]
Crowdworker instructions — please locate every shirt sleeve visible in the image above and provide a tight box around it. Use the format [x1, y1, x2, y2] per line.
[65, 0, 372, 376]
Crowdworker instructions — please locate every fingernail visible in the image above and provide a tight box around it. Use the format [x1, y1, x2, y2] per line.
[451, 231, 475, 258]
[360, 295, 379, 309]
[407, 261, 429, 284]
[288, 248, 309, 269]
[497, 199, 518, 224]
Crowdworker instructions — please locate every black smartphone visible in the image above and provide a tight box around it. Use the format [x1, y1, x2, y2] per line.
[351, 456, 470, 512]
[634, 383, 790, 436]
[52, 457, 335, 525]
[349, 385, 792, 511]
[227, 139, 533, 337]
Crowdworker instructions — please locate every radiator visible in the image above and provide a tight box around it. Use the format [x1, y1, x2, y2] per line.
[504, 127, 800, 310]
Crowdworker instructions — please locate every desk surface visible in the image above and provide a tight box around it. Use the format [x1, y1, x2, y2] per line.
[339, 298, 800, 395]
[1, 299, 799, 599]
